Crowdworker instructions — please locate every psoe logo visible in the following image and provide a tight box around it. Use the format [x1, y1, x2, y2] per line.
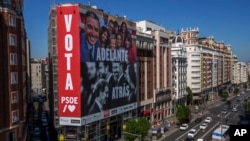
[234, 129, 247, 136]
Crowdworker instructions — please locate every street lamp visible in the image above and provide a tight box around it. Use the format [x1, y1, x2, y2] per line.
[106, 124, 110, 140]
[122, 124, 126, 140]
[82, 119, 89, 141]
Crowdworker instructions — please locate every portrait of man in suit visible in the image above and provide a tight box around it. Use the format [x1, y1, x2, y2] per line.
[80, 10, 100, 62]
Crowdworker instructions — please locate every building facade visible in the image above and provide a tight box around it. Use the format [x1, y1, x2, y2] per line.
[136, 20, 174, 123]
[136, 31, 155, 121]
[181, 27, 232, 103]
[236, 62, 248, 84]
[30, 58, 46, 94]
[0, 0, 29, 140]
[171, 35, 187, 105]
[48, 4, 139, 140]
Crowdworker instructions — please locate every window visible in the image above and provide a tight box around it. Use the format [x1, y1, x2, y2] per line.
[11, 91, 19, 103]
[12, 110, 19, 123]
[7, 131, 17, 141]
[11, 72, 18, 84]
[146, 27, 152, 31]
[10, 53, 17, 65]
[23, 72, 26, 82]
[22, 55, 25, 66]
[9, 15, 16, 27]
[22, 38, 25, 51]
[9, 34, 16, 46]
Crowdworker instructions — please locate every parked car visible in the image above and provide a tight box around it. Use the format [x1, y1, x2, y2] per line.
[179, 123, 189, 131]
[32, 127, 41, 140]
[232, 107, 237, 112]
[194, 117, 202, 123]
[42, 118, 48, 127]
[187, 129, 198, 138]
[199, 123, 208, 130]
[228, 104, 234, 109]
[221, 109, 228, 114]
[185, 136, 195, 141]
[204, 117, 212, 123]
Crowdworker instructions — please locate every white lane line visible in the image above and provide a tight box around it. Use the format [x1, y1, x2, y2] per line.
[200, 122, 220, 139]
[175, 123, 202, 140]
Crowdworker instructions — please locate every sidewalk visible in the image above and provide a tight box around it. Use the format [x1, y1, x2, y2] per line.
[157, 95, 236, 141]
[117, 95, 236, 141]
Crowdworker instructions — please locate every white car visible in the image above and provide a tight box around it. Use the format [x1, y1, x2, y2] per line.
[179, 123, 189, 130]
[187, 129, 198, 138]
[221, 109, 227, 114]
[197, 139, 206, 141]
[199, 123, 208, 130]
[204, 117, 212, 123]
[232, 107, 237, 112]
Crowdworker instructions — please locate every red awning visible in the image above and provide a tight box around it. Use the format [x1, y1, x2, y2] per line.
[143, 108, 153, 115]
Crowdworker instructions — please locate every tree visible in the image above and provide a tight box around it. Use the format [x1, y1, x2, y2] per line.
[233, 87, 240, 95]
[176, 104, 191, 124]
[246, 101, 250, 112]
[243, 83, 247, 89]
[186, 87, 193, 105]
[124, 117, 151, 141]
[220, 90, 229, 101]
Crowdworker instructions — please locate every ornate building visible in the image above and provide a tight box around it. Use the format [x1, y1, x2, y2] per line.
[171, 35, 187, 106]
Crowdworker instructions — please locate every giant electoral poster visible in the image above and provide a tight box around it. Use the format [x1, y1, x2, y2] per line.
[57, 4, 137, 126]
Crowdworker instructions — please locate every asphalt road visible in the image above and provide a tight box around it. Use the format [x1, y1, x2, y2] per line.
[162, 90, 250, 141]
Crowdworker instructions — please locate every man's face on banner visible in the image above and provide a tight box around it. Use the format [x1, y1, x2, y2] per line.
[98, 62, 105, 79]
[86, 62, 97, 80]
[99, 85, 109, 104]
[85, 16, 99, 46]
[112, 63, 121, 80]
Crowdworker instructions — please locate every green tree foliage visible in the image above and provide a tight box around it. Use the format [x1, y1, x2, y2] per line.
[243, 83, 247, 89]
[124, 117, 151, 141]
[246, 101, 250, 112]
[176, 104, 191, 124]
[186, 87, 193, 105]
[233, 88, 240, 95]
[220, 90, 229, 101]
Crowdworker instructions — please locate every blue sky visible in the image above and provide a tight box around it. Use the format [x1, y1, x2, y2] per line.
[24, 0, 250, 62]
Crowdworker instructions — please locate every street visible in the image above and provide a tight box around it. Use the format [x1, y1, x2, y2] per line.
[160, 91, 249, 141]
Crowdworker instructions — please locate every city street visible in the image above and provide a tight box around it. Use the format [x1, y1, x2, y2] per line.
[158, 90, 249, 141]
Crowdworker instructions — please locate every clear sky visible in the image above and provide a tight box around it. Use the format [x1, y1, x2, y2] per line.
[24, 0, 250, 62]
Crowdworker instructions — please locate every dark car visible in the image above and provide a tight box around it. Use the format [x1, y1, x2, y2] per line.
[228, 104, 234, 109]
[194, 117, 202, 123]
[185, 136, 195, 141]
[226, 100, 231, 105]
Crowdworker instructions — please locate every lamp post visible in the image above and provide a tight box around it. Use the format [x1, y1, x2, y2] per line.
[82, 119, 89, 141]
[122, 124, 126, 140]
[106, 124, 110, 141]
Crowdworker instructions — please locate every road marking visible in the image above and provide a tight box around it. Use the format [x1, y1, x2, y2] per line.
[200, 122, 220, 139]
[175, 124, 202, 140]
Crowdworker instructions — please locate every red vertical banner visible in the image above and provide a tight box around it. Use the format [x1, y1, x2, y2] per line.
[56, 5, 81, 118]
